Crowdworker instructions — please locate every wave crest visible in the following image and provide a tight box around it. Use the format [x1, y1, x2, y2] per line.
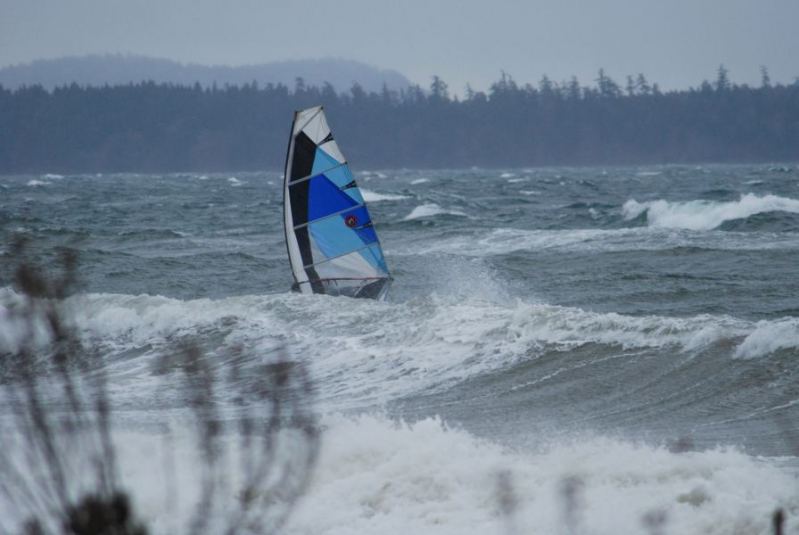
[285, 414, 797, 534]
[403, 203, 467, 221]
[623, 194, 799, 230]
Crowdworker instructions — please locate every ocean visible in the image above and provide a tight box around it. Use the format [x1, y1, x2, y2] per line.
[1, 164, 799, 533]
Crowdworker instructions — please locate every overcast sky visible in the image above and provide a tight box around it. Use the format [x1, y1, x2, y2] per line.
[1, 0, 797, 93]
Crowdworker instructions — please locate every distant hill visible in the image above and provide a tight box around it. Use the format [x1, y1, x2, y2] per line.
[0, 54, 412, 93]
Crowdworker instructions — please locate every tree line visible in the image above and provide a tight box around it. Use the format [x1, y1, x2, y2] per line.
[1, 66, 797, 173]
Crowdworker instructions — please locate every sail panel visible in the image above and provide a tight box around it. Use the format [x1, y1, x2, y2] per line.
[288, 176, 310, 226]
[296, 110, 346, 166]
[310, 147, 341, 176]
[299, 108, 329, 143]
[354, 224, 378, 246]
[289, 132, 316, 182]
[307, 175, 358, 221]
[319, 139, 345, 164]
[324, 165, 364, 204]
[308, 207, 374, 261]
[360, 242, 389, 273]
[314, 249, 384, 280]
[293, 107, 322, 135]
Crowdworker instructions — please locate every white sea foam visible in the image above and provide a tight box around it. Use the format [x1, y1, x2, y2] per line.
[0, 421, 312, 534]
[3, 413, 789, 534]
[42, 173, 65, 180]
[361, 189, 410, 202]
[227, 177, 244, 186]
[410, 178, 430, 185]
[733, 318, 799, 359]
[2, 290, 783, 411]
[4, 287, 797, 412]
[507, 177, 528, 183]
[283, 414, 798, 535]
[3, 289, 799, 534]
[623, 194, 799, 230]
[0, 288, 78, 353]
[26, 179, 50, 187]
[403, 203, 466, 221]
[403, 227, 799, 257]
[62, 294, 794, 362]
[500, 172, 515, 178]
[768, 166, 794, 173]
[360, 171, 387, 180]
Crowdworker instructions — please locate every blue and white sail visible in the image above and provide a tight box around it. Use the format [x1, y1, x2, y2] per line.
[283, 106, 391, 299]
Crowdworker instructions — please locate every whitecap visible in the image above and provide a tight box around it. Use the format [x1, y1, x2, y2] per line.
[410, 178, 429, 185]
[403, 203, 466, 220]
[285, 414, 797, 535]
[361, 189, 409, 202]
[42, 412, 792, 534]
[733, 318, 799, 359]
[13, 288, 793, 417]
[402, 227, 799, 257]
[622, 193, 799, 230]
[359, 171, 387, 180]
[26, 179, 50, 187]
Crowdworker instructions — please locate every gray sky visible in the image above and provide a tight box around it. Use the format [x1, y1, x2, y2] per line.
[1, 0, 797, 93]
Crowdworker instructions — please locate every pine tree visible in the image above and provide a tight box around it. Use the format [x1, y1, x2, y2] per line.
[636, 74, 651, 95]
[715, 64, 731, 92]
[760, 66, 771, 88]
[430, 75, 449, 101]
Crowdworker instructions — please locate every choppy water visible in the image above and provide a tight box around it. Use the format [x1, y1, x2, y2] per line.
[2, 164, 799, 533]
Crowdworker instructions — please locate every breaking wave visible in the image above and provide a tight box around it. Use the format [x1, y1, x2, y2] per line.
[361, 189, 410, 202]
[283, 414, 797, 535]
[403, 203, 467, 221]
[77, 414, 797, 535]
[734, 317, 799, 359]
[3, 289, 795, 410]
[623, 194, 799, 230]
[401, 227, 799, 257]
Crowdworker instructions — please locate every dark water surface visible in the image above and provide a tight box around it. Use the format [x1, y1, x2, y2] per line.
[2, 164, 799, 532]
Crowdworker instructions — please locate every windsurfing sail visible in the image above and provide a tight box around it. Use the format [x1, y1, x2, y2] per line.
[283, 106, 391, 300]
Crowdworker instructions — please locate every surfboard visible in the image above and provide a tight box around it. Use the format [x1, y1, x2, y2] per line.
[283, 106, 391, 299]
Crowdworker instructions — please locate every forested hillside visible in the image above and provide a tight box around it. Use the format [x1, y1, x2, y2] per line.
[1, 67, 797, 173]
[0, 55, 411, 93]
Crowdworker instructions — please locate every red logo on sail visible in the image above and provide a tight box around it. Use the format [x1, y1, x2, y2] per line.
[345, 214, 358, 228]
